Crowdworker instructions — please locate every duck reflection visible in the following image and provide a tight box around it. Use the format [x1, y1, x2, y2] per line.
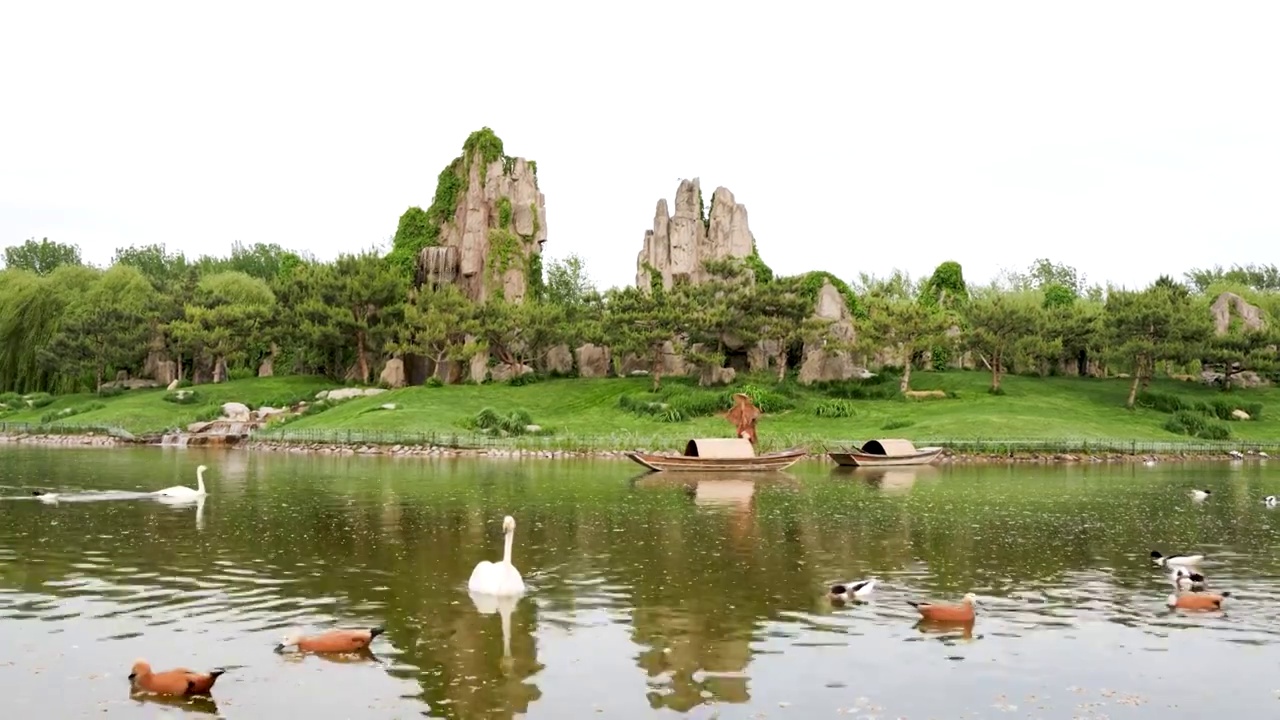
[915, 618, 977, 642]
[128, 691, 219, 715]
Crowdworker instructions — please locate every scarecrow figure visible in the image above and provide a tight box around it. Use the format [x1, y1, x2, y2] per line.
[723, 392, 762, 446]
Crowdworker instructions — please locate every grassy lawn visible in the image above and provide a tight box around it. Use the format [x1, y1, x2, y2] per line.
[0, 376, 338, 435]
[3, 370, 1277, 449]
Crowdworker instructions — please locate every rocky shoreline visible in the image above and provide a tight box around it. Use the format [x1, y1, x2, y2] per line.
[0, 431, 1269, 464]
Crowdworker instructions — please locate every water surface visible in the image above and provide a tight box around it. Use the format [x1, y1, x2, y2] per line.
[2, 448, 1280, 718]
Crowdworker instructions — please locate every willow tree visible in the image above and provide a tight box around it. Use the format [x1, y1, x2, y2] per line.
[39, 265, 156, 391]
[0, 265, 99, 393]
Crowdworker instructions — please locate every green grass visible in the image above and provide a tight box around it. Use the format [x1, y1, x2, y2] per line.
[4, 370, 1279, 450]
[0, 376, 338, 434]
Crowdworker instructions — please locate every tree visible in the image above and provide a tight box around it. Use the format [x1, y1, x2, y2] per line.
[961, 294, 1040, 392]
[3, 238, 82, 275]
[393, 284, 479, 380]
[862, 296, 952, 392]
[333, 252, 406, 384]
[1185, 263, 1280, 294]
[747, 278, 823, 381]
[544, 254, 596, 308]
[1103, 284, 1211, 408]
[0, 266, 98, 393]
[112, 244, 190, 289]
[1202, 317, 1280, 390]
[920, 261, 968, 310]
[601, 285, 691, 391]
[39, 266, 155, 391]
[169, 271, 277, 382]
[274, 261, 349, 378]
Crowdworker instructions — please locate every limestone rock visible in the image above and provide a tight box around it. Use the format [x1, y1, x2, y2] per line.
[221, 402, 251, 421]
[798, 280, 862, 385]
[166, 379, 181, 391]
[545, 344, 574, 375]
[574, 344, 612, 378]
[379, 358, 406, 388]
[636, 178, 756, 291]
[319, 388, 388, 402]
[1211, 291, 1267, 336]
[469, 351, 489, 384]
[1232, 408, 1251, 420]
[700, 366, 737, 386]
[414, 130, 546, 304]
[490, 363, 534, 383]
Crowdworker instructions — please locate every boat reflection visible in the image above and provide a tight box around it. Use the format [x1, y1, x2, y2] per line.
[832, 465, 941, 494]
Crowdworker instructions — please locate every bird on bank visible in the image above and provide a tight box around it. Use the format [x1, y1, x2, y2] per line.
[1190, 489, 1211, 501]
[907, 593, 977, 622]
[274, 626, 385, 654]
[1151, 550, 1204, 568]
[128, 659, 226, 696]
[1172, 566, 1207, 591]
[1167, 591, 1231, 611]
[828, 578, 877, 602]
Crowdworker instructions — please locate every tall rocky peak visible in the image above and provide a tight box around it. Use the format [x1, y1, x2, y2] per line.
[636, 178, 756, 291]
[414, 128, 547, 303]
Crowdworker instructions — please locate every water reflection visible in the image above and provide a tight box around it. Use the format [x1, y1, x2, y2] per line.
[2, 450, 1280, 717]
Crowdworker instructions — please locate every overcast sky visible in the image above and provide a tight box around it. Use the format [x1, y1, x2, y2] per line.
[3, 2, 1278, 292]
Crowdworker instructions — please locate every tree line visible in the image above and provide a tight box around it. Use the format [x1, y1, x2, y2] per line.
[2, 236, 1278, 409]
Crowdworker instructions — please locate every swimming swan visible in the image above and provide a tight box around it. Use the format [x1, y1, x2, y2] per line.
[467, 515, 525, 597]
[154, 465, 208, 499]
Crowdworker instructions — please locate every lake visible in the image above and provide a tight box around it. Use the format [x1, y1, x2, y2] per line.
[2, 448, 1280, 718]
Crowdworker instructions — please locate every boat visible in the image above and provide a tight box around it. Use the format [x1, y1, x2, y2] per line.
[827, 438, 944, 467]
[626, 438, 807, 473]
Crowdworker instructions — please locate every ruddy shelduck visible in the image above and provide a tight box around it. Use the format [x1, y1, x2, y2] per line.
[828, 578, 877, 602]
[908, 592, 977, 622]
[1167, 591, 1231, 611]
[274, 626, 385, 654]
[128, 659, 225, 696]
[1150, 550, 1204, 568]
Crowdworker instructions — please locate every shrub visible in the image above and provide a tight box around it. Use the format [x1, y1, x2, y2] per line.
[40, 402, 105, 424]
[1242, 402, 1263, 421]
[815, 376, 899, 401]
[508, 372, 542, 387]
[881, 418, 915, 430]
[465, 407, 548, 436]
[163, 389, 203, 405]
[1197, 422, 1231, 440]
[425, 376, 444, 388]
[1136, 390, 1187, 414]
[0, 391, 21, 410]
[97, 385, 125, 398]
[24, 392, 54, 408]
[813, 399, 856, 418]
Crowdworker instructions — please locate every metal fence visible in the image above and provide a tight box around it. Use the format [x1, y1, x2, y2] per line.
[4, 421, 1277, 455]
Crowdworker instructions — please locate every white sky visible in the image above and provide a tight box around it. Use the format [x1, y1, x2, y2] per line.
[3, 2, 1278, 292]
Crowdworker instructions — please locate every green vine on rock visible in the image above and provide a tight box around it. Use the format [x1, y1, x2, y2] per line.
[463, 127, 506, 167]
[746, 242, 774, 284]
[488, 229, 522, 276]
[786, 271, 864, 318]
[525, 253, 545, 302]
[498, 197, 513, 230]
[530, 203, 540, 236]
[527, 160, 537, 177]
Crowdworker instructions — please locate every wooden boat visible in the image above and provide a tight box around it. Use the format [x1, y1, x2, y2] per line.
[827, 438, 944, 467]
[626, 438, 807, 473]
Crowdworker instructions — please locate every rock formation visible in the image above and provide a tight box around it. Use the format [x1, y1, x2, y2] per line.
[1211, 291, 1267, 336]
[636, 179, 755, 291]
[415, 129, 547, 304]
[406, 129, 547, 384]
[797, 280, 860, 384]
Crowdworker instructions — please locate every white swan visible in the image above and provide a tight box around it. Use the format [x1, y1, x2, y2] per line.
[467, 515, 525, 596]
[153, 464, 208, 499]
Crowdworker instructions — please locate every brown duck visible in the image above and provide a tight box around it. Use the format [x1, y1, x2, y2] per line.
[274, 626, 385, 654]
[128, 659, 226, 696]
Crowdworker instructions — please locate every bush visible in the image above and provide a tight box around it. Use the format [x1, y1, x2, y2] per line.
[1242, 402, 1263, 421]
[163, 389, 203, 405]
[1137, 390, 1187, 414]
[1197, 422, 1231, 440]
[815, 376, 899, 401]
[0, 391, 21, 410]
[881, 418, 915, 430]
[40, 402, 105, 424]
[465, 407, 549, 436]
[1163, 410, 1231, 440]
[97, 385, 125, 398]
[425, 376, 444, 388]
[24, 392, 54, 408]
[813, 399, 856, 418]
[508, 372, 542, 387]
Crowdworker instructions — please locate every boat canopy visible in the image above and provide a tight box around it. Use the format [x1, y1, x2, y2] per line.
[859, 439, 919, 456]
[683, 438, 757, 458]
